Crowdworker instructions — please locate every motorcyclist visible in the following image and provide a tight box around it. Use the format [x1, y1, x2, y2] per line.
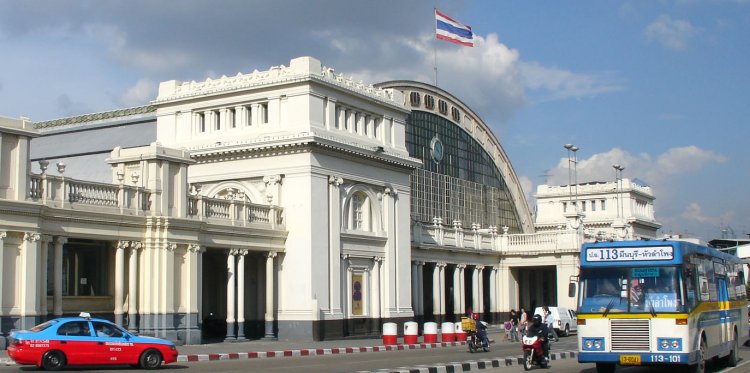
[473, 312, 489, 347]
[526, 314, 550, 359]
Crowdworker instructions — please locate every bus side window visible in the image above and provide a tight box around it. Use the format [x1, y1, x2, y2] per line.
[683, 266, 697, 310]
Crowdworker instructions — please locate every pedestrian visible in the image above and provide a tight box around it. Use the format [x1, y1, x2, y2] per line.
[519, 307, 528, 336]
[543, 306, 559, 342]
[509, 309, 519, 342]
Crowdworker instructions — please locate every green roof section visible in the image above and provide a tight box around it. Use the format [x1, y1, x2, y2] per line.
[34, 105, 156, 129]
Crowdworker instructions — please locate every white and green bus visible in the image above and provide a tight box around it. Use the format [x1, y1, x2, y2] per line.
[574, 240, 747, 373]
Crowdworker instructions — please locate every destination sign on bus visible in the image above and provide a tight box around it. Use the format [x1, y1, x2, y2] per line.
[586, 246, 674, 262]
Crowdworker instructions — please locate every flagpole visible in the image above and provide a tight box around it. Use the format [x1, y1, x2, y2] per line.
[433, 8, 438, 86]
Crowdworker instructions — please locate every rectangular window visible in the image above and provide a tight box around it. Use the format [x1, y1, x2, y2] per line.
[591, 200, 597, 211]
[563, 202, 567, 213]
[581, 201, 587, 211]
[214, 110, 221, 130]
[197, 113, 206, 133]
[260, 103, 269, 124]
[245, 105, 252, 127]
[229, 108, 236, 128]
[601, 199, 606, 210]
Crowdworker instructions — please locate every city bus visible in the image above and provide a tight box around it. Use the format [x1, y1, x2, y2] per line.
[573, 240, 747, 373]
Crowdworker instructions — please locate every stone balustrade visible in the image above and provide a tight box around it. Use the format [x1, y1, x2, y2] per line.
[25, 172, 283, 228]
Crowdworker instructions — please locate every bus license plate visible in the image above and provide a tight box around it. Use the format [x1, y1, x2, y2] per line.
[620, 355, 641, 365]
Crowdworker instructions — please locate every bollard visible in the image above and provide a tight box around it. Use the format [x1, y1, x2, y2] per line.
[423, 322, 438, 343]
[454, 321, 466, 341]
[383, 322, 397, 345]
[441, 322, 455, 342]
[403, 321, 418, 344]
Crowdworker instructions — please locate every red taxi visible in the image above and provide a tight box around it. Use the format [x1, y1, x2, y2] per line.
[7, 312, 178, 370]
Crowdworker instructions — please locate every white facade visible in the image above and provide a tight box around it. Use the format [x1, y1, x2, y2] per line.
[535, 179, 662, 241]
[0, 56, 603, 347]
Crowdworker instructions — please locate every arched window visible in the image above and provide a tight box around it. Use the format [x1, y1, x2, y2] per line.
[438, 100, 448, 115]
[348, 191, 371, 231]
[424, 95, 435, 110]
[409, 92, 421, 107]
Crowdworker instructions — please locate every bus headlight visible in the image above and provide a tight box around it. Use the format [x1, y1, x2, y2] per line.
[657, 338, 682, 351]
[582, 338, 605, 351]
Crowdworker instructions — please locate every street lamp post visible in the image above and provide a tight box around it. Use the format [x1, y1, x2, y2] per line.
[612, 164, 625, 218]
[563, 144, 579, 212]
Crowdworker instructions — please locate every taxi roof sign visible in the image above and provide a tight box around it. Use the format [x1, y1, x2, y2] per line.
[79, 312, 91, 319]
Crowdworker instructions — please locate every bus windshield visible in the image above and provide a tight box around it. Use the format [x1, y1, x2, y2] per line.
[579, 266, 684, 313]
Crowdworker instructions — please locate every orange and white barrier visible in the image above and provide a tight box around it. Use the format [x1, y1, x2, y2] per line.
[383, 322, 397, 345]
[441, 322, 455, 342]
[404, 321, 418, 344]
[454, 321, 466, 341]
[423, 322, 438, 343]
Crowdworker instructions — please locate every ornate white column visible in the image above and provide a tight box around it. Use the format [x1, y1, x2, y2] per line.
[52, 237, 66, 317]
[372, 256, 382, 319]
[458, 265, 466, 314]
[411, 261, 419, 318]
[21, 232, 41, 328]
[489, 267, 497, 317]
[471, 266, 479, 314]
[477, 266, 485, 316]
[225, 249, 237, 341]
[127, 241, 142, 331]
[431, 263, 440, 319]
[0, 231, 6, 317]
[328, 176, 344, 316]
[264, 251, 277, 339]
[114, 241, 128, 326]
[453, 265, 462, 316]
[39, 235, 51, 319]
[437, 263, 446, 319]
[236, 249, 248, 340]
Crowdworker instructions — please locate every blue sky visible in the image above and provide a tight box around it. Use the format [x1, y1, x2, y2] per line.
[0, 0, 747, 242]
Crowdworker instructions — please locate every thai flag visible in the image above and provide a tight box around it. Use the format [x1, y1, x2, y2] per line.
[435, 9, 474, 47]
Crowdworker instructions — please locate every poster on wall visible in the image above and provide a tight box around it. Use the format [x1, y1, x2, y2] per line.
[352, 274, 363, 316]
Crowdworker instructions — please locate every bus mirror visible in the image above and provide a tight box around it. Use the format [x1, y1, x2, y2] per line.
[568, 282, 577, 297]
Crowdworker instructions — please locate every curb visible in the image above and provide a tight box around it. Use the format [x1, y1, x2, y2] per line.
[177, 341, 468, 362]
[361, 351, 578, 373]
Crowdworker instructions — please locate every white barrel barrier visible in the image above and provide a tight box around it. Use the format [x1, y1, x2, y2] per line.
[383, 322, 398, 345]
[404, 321, 418, 344]
[454, 321, 466, 341]
[441, 321, 455, 342]
[423, 321, 438, 343]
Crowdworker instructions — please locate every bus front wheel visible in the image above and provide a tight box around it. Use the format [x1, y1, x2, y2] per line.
[691, 338, 707, 373]
[595, 362, 615, 373]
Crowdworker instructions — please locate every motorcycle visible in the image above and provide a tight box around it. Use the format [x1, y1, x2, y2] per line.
[521, 335, 548, 370]
[467, 328, 490, 353]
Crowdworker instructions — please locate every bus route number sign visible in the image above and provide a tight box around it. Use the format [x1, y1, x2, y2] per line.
[587, 246, 674, 262]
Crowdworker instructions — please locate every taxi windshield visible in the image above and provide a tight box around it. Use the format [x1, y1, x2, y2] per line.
[579, 266, 684, 313]
[30, 320, 58, 332]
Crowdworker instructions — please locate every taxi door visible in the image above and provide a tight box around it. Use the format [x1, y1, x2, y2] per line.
[91, 321, 134, 364]
[53, 321, 97, 365]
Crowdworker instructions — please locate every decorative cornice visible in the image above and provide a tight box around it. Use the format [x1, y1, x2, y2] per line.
[24, 232, 40, 242]
[153, 62, 400, 108]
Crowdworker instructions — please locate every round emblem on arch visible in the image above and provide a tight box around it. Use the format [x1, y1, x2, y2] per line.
[430, 135, 444, 164]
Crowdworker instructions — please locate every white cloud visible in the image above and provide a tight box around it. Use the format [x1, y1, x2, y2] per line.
[644, 15, 701, 50]
[544, 146, 726, 188]
[519, 62, 624, 103]
[120, 79, 156, 108]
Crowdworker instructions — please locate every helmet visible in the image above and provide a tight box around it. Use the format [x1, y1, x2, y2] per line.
[472, 312, 479, 320]
[532, 314, 543, 326]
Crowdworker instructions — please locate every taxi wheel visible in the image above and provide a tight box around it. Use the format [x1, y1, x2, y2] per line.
[139, 349, 163, 370]
[41, 350, 66, 371]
